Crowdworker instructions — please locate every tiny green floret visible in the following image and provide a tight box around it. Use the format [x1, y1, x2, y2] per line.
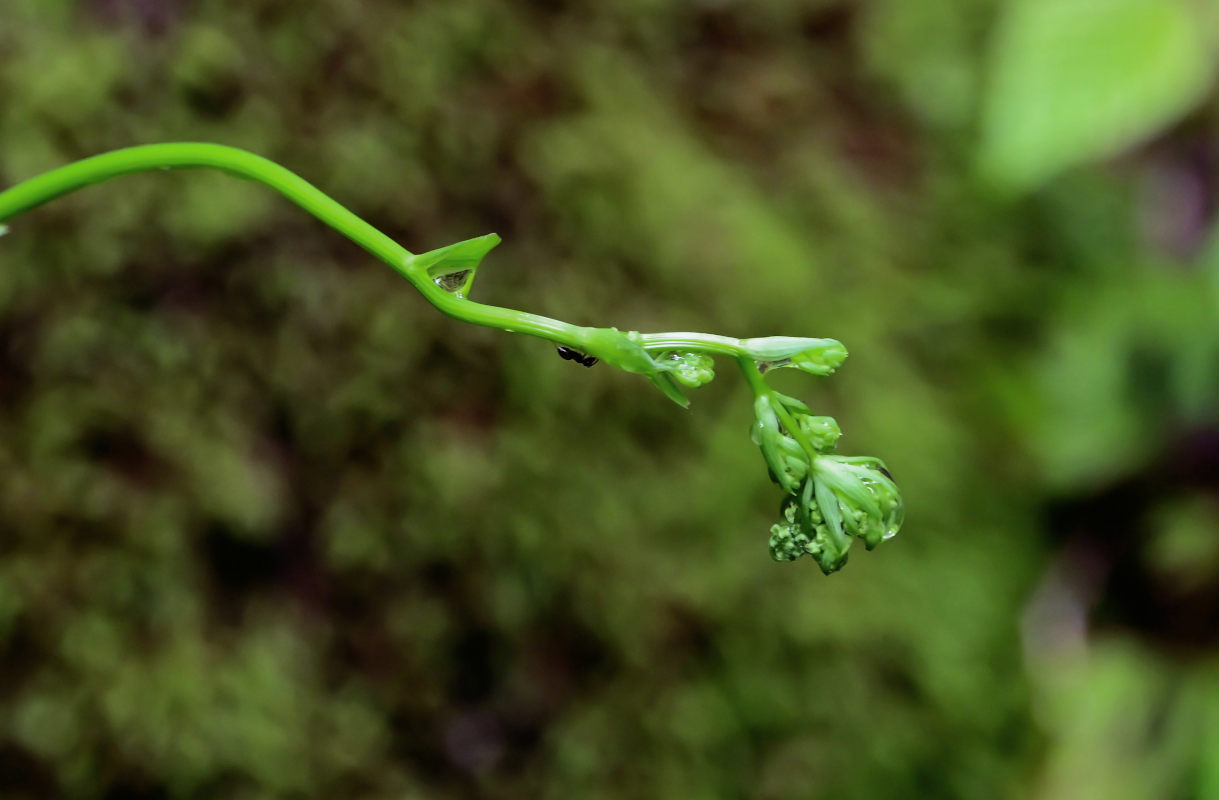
[0, 143, 904, 573]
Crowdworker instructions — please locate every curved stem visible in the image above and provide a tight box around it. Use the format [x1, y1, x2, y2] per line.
[0, 143, 413, 268]
[636, 332, 744, 356]
[0, 143, 590, 345]
[0, 143, 759, 357]
[0, 144, 901, 572]
[737, 355, 771, 396]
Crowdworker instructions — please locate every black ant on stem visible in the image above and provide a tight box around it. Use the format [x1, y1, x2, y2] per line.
[556, 346, 598, 367]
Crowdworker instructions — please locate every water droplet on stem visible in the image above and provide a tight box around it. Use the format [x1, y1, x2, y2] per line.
[431, 268, 474, 297]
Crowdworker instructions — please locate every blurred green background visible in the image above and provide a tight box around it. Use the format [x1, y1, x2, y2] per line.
[3, 0, 1219, 797]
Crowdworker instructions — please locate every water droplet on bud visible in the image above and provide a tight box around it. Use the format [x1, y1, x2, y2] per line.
[883, 501, 904, 540]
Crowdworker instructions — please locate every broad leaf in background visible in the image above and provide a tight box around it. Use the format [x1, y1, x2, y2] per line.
[978, 0, 1216, 194]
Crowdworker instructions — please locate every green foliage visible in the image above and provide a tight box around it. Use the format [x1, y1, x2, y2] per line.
[979, 0, 1217, 193]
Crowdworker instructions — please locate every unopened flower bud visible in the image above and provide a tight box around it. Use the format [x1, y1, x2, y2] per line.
[812, 456, 904, 550]
[741, 337, 848, 376]
[769, 522, 811, 562]
[662, 351, 716, 388]
[798, 415, 841, 452]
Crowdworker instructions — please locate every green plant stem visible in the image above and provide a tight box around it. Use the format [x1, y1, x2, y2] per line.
[636, 332, 745, 357]
[0, 143, 793, 363]
[738, 356, 820, 462]
[0, 143, 580, 346]
[0, 143, 410, 266]
[0, 144, 900, 570]
[737, 354, 771, 396]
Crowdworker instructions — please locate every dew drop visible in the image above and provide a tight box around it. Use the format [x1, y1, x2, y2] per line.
[883, 501, 904, 540]
[431, 268, 474, 298]
[858, 471, 903, 541]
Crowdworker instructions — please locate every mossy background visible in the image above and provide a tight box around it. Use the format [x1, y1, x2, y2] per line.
[3, 1, 1219, 798]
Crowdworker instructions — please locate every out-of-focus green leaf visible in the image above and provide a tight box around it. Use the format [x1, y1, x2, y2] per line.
[979, 0, 1216, 193]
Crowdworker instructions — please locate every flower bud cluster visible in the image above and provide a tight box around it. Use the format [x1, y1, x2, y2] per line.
[661, 351, 716, 388]
[752, 392, 903, 574]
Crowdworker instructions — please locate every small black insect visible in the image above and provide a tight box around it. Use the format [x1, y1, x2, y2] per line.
[556, 346, 598, 367]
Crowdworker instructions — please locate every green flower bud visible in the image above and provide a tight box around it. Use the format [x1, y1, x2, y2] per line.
[770, 484, 850, 573]
[569, 328, 694, 407]
[741, 337, 848, 376]
[575, 334, 719, 407]
[798, 415, 841, 453]
[769, 522, 811, 562]
[811, 539, 849, 575]
[812, 456, 904, 550]
[789, 340, 848, 376]
[662, 351, 716, 388]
